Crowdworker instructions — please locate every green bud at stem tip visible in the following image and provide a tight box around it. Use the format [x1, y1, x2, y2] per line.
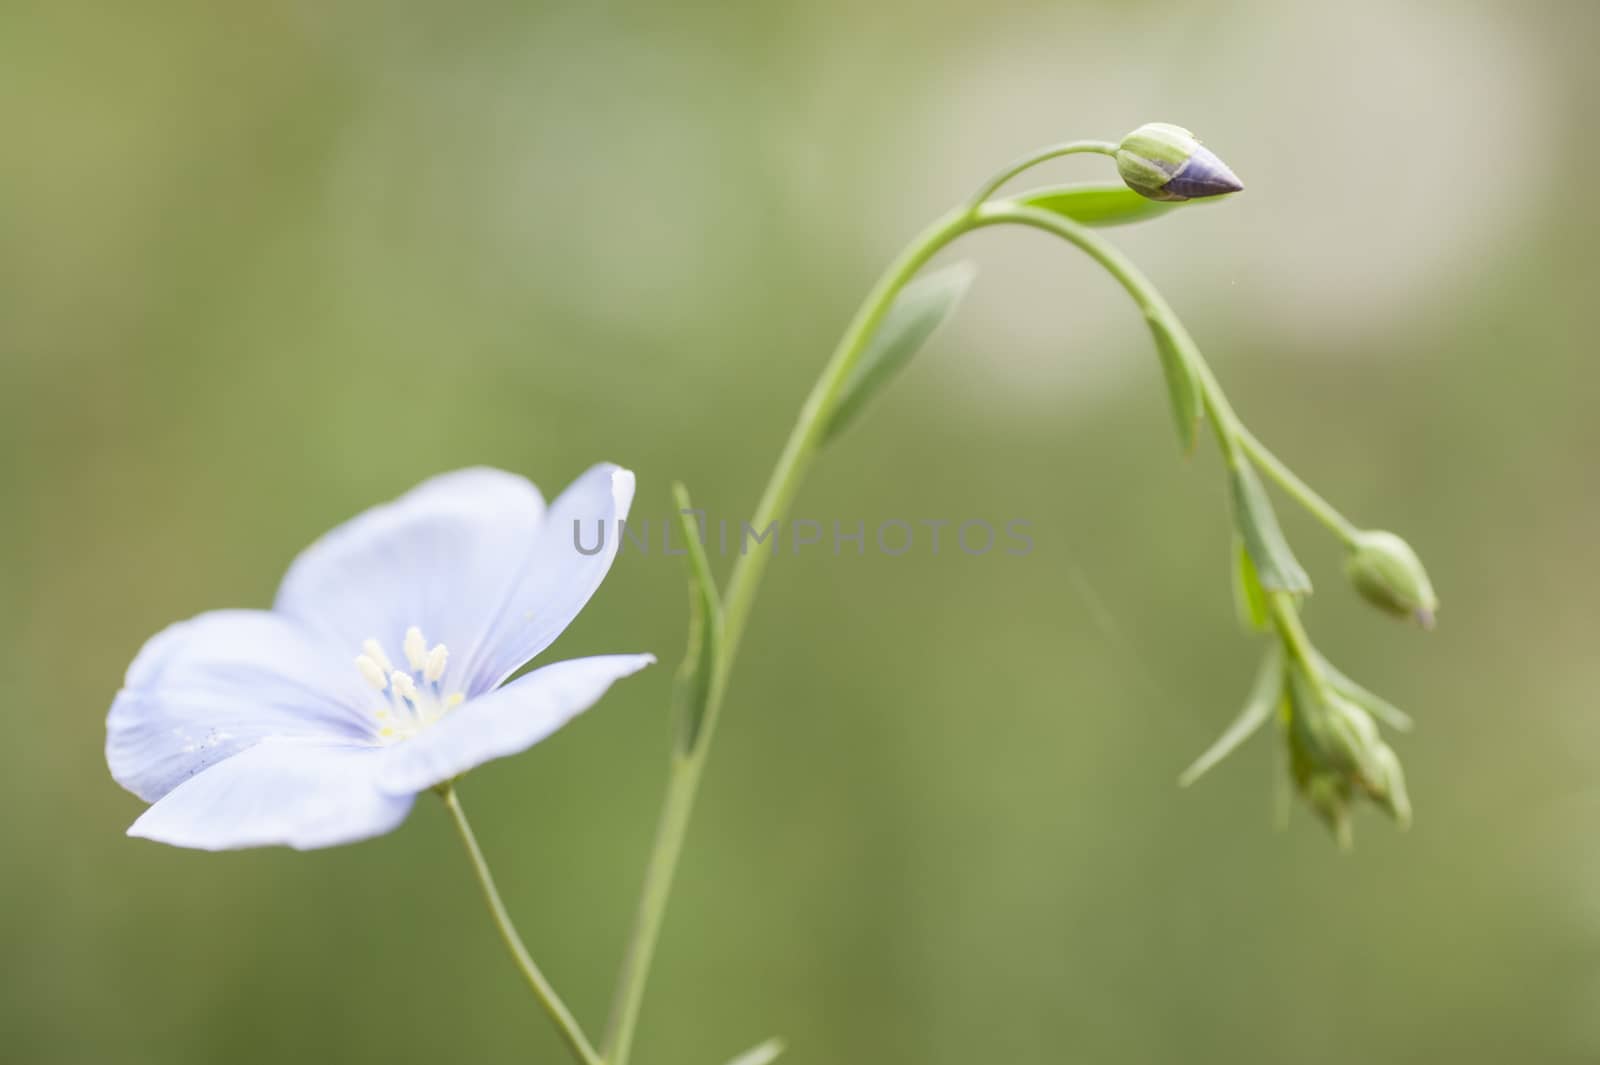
[1115, 122, 1243, 203]
[1284, 662, 1413, 843]
[1344, 530, 1439, 629]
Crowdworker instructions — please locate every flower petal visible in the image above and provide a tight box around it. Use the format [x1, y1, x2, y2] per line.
[107, 611, 375, 803]
[273, 468, 547, 688]
[377, 653, 654, 795]
[456, 464, 636, 694]
[127, 739, 411, 851]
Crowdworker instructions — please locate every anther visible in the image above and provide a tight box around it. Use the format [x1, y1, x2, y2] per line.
[355, 655, 389, 691]
[390, 671, 419, 702]
[362, 638, 394, 673]
[424, 644, 449, 683]
[403, 627, 429, 672]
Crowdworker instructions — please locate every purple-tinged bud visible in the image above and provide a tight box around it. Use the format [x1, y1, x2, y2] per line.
[1115, 122, 1244, 202]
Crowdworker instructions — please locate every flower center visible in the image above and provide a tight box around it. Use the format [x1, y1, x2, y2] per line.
[353, 626, 466, 744]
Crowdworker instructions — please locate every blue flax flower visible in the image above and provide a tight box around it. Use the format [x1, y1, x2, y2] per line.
[107, 465, 653, 850]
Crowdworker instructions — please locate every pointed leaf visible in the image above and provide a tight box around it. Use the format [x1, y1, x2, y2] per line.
[723, 1038, 785, 1065]
[1228, 458, 1312, 594]
[825, 261, 975, 441]
[1231, 535, 1271, 632]
[1144, 311, 1202, 454]
[670, 483, 723, 752]
[1015, 183, 1182, 227]
[1180, 646, 1284, 787]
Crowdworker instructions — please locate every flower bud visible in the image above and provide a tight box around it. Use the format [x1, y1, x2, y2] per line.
[1365, 743, 1413, 828]
[1284, 663, 1412, 843]
[1299, 772, 1355, 850]
[1313, 691, 1384, 781]
[1345, 530, 1438, 628]
[1115, 122, 1243, 202]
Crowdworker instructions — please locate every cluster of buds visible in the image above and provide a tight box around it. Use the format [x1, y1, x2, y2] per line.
[1288, 528, 1433, 842]
[1181, 613, 1424, 848]
[1191, 517, 1436, 845]
[1284, 658, 1412, 846]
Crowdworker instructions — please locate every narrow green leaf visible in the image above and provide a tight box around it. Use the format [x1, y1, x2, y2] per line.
[723, 1038, 785, 1065]
[1231, 535, 1271, 632]
[1015, 182, 1182, 227]
[1317, 654, 1414, 732]
[1228, 458, 1313, 594]
[825, 261, 975, 442]
[1179, 646, 1283, 787]
[670, 483, 723, 752]
[1144, 311, 1202, 454]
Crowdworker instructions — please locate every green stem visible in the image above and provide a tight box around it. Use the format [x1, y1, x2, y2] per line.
[600, 757, 699, 1065]
[441, 785, 603, 1065]
[978, 204, 1363, 678]
[1234, 427, 1359, 544]
[977, 201, 1361, 545]
[602, 204, 986, 1065]
[1266, 590, 1318, 672]
[967, 140, 1118, 207]
[719, 204, 979, 651]
[973, 201, 1244, 457]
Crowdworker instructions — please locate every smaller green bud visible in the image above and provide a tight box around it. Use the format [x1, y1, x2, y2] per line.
[1316, 692, 1384, 781]
[1365, 744, 1413, 829]
[1115, 122, 1243, 202]
[1345, 530, 1439, 629]
[1323, 693, 1410, 828]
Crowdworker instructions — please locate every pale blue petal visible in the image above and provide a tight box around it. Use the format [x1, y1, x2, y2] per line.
[273, 468, 547, 690]
[107, 611, 375, 803]
[455, 465, 636, 694]
[377, 653, 654, 795]
[128, 739, 411, 851]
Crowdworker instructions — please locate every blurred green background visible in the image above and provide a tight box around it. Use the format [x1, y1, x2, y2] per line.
[4, 0, 1597, 1061]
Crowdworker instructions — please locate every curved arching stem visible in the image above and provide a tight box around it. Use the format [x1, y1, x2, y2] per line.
[966, 140, 1119, 208]
[601, 191, 1355, 1065]
[973, 201, 1244, 451]
[976, 203, 1359, 547]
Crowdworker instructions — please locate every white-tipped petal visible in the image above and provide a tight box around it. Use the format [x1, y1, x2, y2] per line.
[460, 464, 637, 693]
